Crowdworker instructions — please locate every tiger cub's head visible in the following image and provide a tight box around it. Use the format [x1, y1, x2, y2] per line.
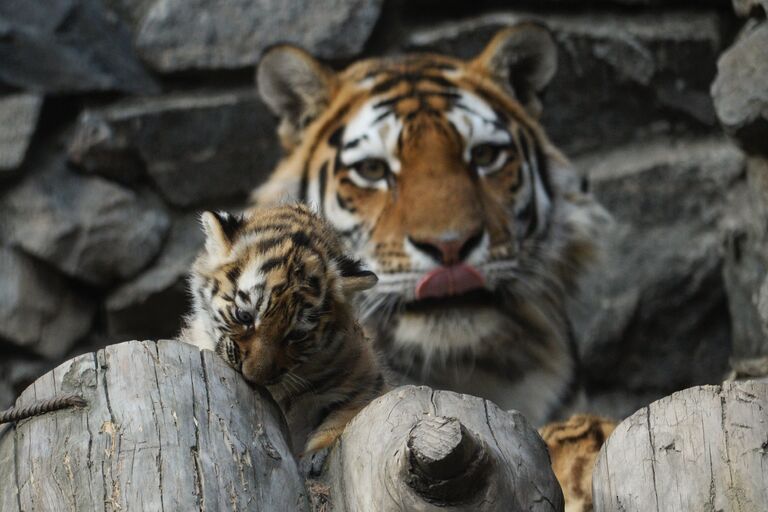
[188, 204, 377, 386]
[252, 23, 603, 360]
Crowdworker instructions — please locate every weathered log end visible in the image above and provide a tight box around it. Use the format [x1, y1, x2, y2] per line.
[404, 416, 490, 504]
[0, 339, 309, 511]
[315, 385, 564, 511]
[592, 380, 768, 512]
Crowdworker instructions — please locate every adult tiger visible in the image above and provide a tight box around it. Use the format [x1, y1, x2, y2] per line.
[251, 22, 607, 425]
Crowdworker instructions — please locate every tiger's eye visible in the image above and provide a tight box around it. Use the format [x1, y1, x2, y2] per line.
[234, 307, 253, 325]
[354, 158, 390, 182]
[470, 144, 501, 167]
[284, 330, 307, 344]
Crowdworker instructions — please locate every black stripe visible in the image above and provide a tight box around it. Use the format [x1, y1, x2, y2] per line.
[337, 224, 361, 238]
[318, 161, 328, 214]
[254, 235, 285, 253]
[523, 165, 538, 238]
[533, 141, 554, 200]
[328, 126, 344, 148]
[225, 267, 241, 285]
[260, 257, 284, 273]
[250, 222, 294, 233]
[299, 162, 309, 202]
[372, 110, 392, 124]
[291, 230, 312, 249]
[336, 192, 355, 213]
[342, 138, 360, 150]
[307, 275, 321, 296]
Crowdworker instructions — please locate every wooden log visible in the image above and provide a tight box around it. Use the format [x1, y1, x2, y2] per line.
[0, 339, 309, 511]
[592, 380, 768, 512]
[312, 385, 564, 511]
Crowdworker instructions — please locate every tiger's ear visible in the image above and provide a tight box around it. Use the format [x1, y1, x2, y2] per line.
[200, 211, 244, 257]
[471, 22, 557, 118]
[257, 45, 336, 149]
[335, 255, 378, 296]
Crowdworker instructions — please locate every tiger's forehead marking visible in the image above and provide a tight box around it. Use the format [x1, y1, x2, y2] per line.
[340, 87, 512, 168]
[446, 90, 512, 160]
[236, 258, 267, 296]
[340, 97, 403, 176]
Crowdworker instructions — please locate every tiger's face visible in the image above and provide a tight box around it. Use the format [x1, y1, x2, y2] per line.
[189, 205, 377, 387]
[253, 23, 602, 409]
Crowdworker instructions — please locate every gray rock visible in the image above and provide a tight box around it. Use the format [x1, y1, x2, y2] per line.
[68, 110, 147, 185]
[732, 0, 768, 17]
[722, 156, 768, 361]
[759, 275, 768, 336]
[0, 155, 170, 286]
[0, 357, 52, 409]
[0, 0, 157, 95]
[68, 90, 280, 206]
[135, 0, 384, 72]
[711, 22, 768, 156]
[406, 10, 723, 155]
[0, 94, 42, 173]
[0, 246, 94, 359]
[103, 0, 156, 26]
[571, 137, 744, 399]
[106, 213, 204, 341]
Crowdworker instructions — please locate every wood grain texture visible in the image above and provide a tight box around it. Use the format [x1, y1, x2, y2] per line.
[314, 385, 564, 512]
[593, 381, 768, 512]
[0, 339, 308, 511]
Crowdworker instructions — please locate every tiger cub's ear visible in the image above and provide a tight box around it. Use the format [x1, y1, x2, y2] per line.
[200, 211, 244, 258]
[335, 255, 378, 296]
[471, 22, 557, 118]
[257, 45, 337, 150]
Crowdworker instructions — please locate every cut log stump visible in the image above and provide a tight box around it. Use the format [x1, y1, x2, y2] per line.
[0, 339, 309, 511]
[593, 380, 768, 512]
[313, 385, 564, 511]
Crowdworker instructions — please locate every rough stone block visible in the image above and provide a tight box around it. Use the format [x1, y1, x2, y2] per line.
[106, 213, 204, 341]
[0, 155, 170, 286]
[0, 246, 94, 358]
[135, 0, 384, 72]
[0, 94, 42, 173]
[0, 0, 157, 94]
[571, 137, 744, 413]
[712, 21, 768, 156]
[69, 90, 280, 206]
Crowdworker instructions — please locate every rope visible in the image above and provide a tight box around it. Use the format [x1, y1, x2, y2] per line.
[0, 393, 87, 424]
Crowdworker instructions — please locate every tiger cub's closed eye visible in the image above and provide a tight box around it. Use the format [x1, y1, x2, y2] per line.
[234, 307, 254, 325]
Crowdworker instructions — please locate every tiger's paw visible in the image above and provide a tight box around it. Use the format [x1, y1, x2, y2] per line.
[299, 446, 331, 478]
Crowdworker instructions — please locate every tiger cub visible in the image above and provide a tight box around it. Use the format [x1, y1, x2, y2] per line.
[180, 204, 388, 454]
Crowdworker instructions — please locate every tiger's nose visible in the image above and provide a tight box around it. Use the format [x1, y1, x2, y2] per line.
[407, 229, 485, 265]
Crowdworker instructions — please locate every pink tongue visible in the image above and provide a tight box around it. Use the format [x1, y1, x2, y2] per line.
[415, 264, 486, 300]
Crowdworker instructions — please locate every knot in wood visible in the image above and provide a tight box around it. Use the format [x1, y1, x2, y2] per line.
[404, 416, 489, 504]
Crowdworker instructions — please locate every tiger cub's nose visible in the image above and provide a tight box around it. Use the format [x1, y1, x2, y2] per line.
[407, 229, 485, 266]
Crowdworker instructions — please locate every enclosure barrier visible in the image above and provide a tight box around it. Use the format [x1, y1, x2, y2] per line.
[593, 380, 768, 512]
[0, 340, 563, 511]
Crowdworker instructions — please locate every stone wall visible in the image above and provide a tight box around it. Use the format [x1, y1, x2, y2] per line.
[0, 0, 761, 418]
